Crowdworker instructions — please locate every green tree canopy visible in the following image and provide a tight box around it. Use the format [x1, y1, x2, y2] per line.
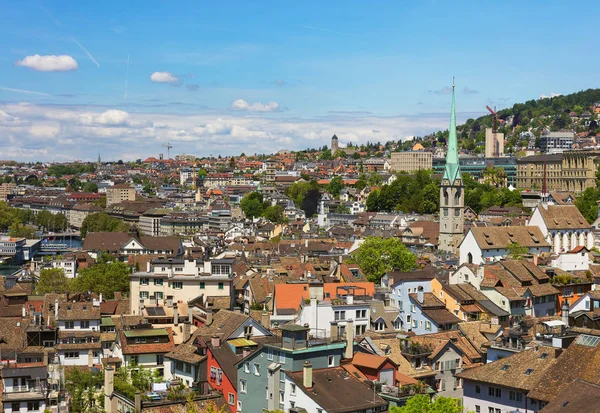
[65, 366, 104, 413]
[328, 176, 344, 197]
[348, 237, 416, 281]
[507, 241, 529, 259]
[71, 260, 130, 298]
[390, 394, 465, 413]
[36, 268, 71, 295]
[82, 182, 99, 193]
[240, 192, 266, 219]
[9, 222, 37, 238]
[262, 205, 286, 224]
[81, 212, 130, 237]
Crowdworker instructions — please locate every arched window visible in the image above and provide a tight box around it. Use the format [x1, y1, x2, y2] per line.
[454, 188, 461, 204]
[444, 190, 449, 206]
[467, 253, 473, 264]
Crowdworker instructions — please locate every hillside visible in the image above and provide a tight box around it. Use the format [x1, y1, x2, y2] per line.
[412, 88, 600, 154]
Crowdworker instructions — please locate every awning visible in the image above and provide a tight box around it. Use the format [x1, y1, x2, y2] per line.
[542, 320, 566, 327]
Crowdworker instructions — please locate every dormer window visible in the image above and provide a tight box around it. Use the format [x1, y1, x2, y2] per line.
[524, 368, 534, 375]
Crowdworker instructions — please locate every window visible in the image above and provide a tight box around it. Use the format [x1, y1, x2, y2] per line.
[375, 321, 384, 331]
[65, 352, 80, 358]
[228, 393, 235, 405]
[488, 408, 494, 413]
[268, 348, 273, 360]
[254, 363, 260, 376]
[27, 402, 40, 411]
[200, 282, 205, 289]
[141, 278, 149, 285]
[279, 352, 286, 364]
[131, 356, 138, 364]
[11, 403, 19, 412]
[218, 282, 224, 290]
[488, 386, 501, 398]
[279, 390, 284, 403]
[475, 406, 480, 413]
[524, 368, 534, 375]
[475, 384, 481, 394]
[411, 304, 416, 313]
[155, 292, 163, 299]
[328, 355, 335, 367]
[80, 321, 89, 329]
[509, 391, 523, 402]
[356, 309, 367, 319]
[334, 310, 345, 321]
[244, 325, 253, 336]
[356, 324, 366, 335]
[154, 278, 163, 285]
[239, 379, 247, 393]
[290, 383, 296, 395]
[156, 355, 164, 365]
[139, 291, 149, 299]
[173, 282, 183, 289]
[175, 267, 183, 272]
[244, 362, 250, 373]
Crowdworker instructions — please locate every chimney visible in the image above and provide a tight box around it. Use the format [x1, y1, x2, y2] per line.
[104, 366, 115, 413]
[303, 361, 313, 389]
[261, 308, 271, 329]
[22, 305, 26, 318]
[173, 303, 179, 326]
[533, 255, 538, 266]
[183, 322, 191, 342]
[211, 335, 221, 348]
[43, 351, 49, 366]
[417, 286, 424, 304]
[99, 293, 103, 304]
[561, 300, 570, 331]
[305, 239, 308, 248]
[54, 299, 59, 320]
[205, 310, 213, 326]
[88, 349, 93, 368]
[345, 319, 354, 359]
[330, 321, 338, 341]
[346, 294, 354, 305]
[135, 391, 142, 413]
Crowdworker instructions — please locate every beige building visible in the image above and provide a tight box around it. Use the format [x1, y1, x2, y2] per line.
[516, 151, 600, 193]
[69, 203, 103, 228]
[0, 182, 15, 201]
[390, 151, 433, 173]
[106, 183, 136, 206]
[130, 257, 234, 314]
[485, 128, 504, 158]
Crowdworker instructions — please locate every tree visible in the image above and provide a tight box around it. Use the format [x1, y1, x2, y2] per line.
[348, 237, 416, 282]
[9, 222, 36, 238]
[507, 242, 529, 259]
[71, 260, 130, 298]
[82, 182, 99, 193]
[65, 367, 104, 413]
[36, 268, 71, 295]
[328, 176, 344, 197]
[81, 212, 129, 237]
[390, 394, 465, 413]
[334, 204, 350, 214]
[262, 205, 286, 224]
[240, 192, 265, 219]
[421, 183, 440, 214]
[333, 149, 347, 158]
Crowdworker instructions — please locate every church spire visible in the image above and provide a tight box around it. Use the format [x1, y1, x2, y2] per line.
[443, 80, 460, 184]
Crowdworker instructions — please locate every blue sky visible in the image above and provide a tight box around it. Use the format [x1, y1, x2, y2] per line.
[0, 0, 598, 161]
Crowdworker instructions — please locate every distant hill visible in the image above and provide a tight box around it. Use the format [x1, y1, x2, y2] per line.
[415, 88, 600, 155]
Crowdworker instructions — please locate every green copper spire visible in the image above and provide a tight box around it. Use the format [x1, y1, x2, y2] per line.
[443, 81, 461, 184]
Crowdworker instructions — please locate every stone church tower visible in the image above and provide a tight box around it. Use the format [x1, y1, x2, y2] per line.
[439, 83, 464, 255]
[331, 134, 339, 154]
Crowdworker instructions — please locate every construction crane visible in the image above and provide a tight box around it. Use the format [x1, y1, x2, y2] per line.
[486, 105, 500, 157]
[161, 142, 173, 160]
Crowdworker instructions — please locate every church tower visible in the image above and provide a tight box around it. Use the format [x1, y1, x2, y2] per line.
[439, 82, 464, 255]
[331, 134, 339, 154]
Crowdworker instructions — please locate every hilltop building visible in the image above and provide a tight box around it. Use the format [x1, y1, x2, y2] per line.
[331, 134, 339, 154]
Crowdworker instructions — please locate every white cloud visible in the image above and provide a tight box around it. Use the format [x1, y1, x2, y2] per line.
[15, 54, 78, 72]
[0, 102, 467, 161]
[539, 93, 562, 99]
[94, 110, 130, 126]
[150, 72, 180, 84]
[231, 99, 280, 112]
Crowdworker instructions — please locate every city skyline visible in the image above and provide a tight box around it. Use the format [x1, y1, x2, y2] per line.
[1, 0, 599, 161]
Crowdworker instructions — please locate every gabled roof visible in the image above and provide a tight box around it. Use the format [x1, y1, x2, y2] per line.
[536, 204, 591, 230]
[352, 351, 398, 371]
[538, 379, 600, 413]
[467, 226, 550, 250]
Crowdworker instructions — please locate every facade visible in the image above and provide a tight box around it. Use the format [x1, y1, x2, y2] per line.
[485, 128, 505, 158]
[540, 131, 574, 154]
[130, 257, 234, 314]
[55, 301, 102, 367]
[0, 236, 27, 262]
[68, 203, 102, 228]
[384, 269, 435, 332]
[528, 204, 594, 254]
[389, 151, 433, 173]
[139, 209, 168, 237]
[106, 184, 136, 206]
[0, 182, 15, 201]
[433, 157, 517, 187]
[561, 150, 600, 193]
[439, 85, 464, 255]
[516, 153, 563, 191]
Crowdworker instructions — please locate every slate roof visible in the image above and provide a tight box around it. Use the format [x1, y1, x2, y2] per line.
[537, 204, 591, 230]
[528, 336, 600, 403]
[457, 345, 558, 390]
[468, 226, 550, 250]
[286, 367, 388, 413]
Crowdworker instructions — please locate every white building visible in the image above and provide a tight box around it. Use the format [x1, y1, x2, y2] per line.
[528, 204, 594, 254]
[55, 301, 103, 367]
[459, 226, 552, 265]
[296, 296, 371, 338]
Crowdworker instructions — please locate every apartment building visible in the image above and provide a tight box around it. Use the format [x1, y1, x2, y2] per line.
[106, 183, 136, 206]
[130, 257, 235, 314]
[0, 182, 16, 201]
[390, 151, 433, 173]
[540, 131, 574, 154]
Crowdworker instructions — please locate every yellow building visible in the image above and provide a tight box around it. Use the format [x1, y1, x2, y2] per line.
[106, 183, 136, 206]
[390, 151, 432, 173]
